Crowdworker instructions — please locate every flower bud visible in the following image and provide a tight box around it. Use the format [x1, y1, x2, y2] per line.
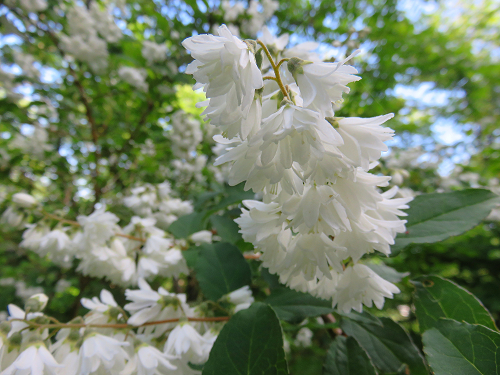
[0, 321, 11, 335]
[9, 332, 22, 346]
[25, 293, 49, 312]
[12, 193, 38, 208]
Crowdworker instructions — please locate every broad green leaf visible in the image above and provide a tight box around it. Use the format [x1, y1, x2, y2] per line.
[169, 211, 207, 239]
[265, 287, 333, 322]
[392, 189, 500, 253]
[194, 242, 251, 301]
[209, 183, 254, 212]
[365, 262, 409, 283]
[324, 336, 377, 375]
[203, 302, 289, 375]
[210, 214, 242, 244]
[340, 317, 428, 375]
[412, 275, 496, 332]
[339, 310, 383, 327]
[423, 319, 500, 375]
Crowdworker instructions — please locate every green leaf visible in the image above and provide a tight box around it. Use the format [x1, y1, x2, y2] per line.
[194, 242, 251, 301]
[202, 302, 289, 375]
[209, 183, 255, 213]
[364, 262, 409, 283]
[340, 317, 428, 375]
[265, 287, 333, 322]
[324, 336, 378, 375]
[412, 275, 497, 332]
[422, 319, 500, 375]
[210, 214, 242, 244]
[169, 211, 207, 239]
[339, 310, 383, 327]
[392, 189, 500, 253]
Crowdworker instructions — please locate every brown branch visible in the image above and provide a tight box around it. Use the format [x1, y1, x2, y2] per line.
[14, 315, 231, 330]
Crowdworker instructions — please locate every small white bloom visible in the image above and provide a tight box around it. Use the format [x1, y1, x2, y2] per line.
[11, 193, 37, 208]
[1, 343, 62, 375]
[189, 230, 213, 244]
[333, 264, 400, 313]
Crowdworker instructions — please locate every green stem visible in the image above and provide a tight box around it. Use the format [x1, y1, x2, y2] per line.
[257, 40, 290, 100]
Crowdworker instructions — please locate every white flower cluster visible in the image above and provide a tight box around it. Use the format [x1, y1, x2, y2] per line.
[59, 2, 122, 73]
[8, 126, 53, 158]
[122, 182, 194, 229]
[118, 67, 149, 92]
[142, 41, 168, 65]
[0, 68, 23, 102]
[169, 111, 203, 160]
[7, 189, 195, 286]
[0, 283, 254, 375]
[6, 0, 47, 13]
[13, 51, 39, 80]
[221, 0, 278, 36]
[183, 25, 412, 313]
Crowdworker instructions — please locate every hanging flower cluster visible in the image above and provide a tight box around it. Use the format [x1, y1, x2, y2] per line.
[0, 282, 254, 375]
[183, 25, 412, 313]
[2, 185, 206, 286]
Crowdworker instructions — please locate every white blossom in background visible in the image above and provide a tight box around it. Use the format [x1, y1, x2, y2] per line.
[184, 25, 410, 313]
[13, 52, 39, 80]
[7, 0, 47, 12]
[169, 111, 203, 159]
[59, 1, 121, 73]
[118, 67, 149, 92]
[142, 41, 168, 64]
[9, 126, 53, 158]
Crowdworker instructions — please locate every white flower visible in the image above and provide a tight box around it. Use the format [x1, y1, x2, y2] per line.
[183, 24, 263, 119]
[163, 323, 211, 364]
[294, 327, 313, 347]
[121, 344, 177, 375]
[81, 289, 119, 324]
[77, 207, 120, 246]
[11, 193, 37, 208]
[224, 286, 254, 313]
[333, 264, 400, 313]
[1, 343, 62, 375]
[78, 333, 129, 375]
[334, 114, 395, 171]
[1, 207, 24, 228]
[24, 293, 48, 312]
[118, 67, 149, 92]
[189, 230, 213, 244]
[287, 54, 361, 114]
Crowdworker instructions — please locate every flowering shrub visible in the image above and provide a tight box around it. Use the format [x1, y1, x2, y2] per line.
[1, 1, 500, 374]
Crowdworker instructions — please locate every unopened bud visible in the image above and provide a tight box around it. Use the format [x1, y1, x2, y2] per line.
[108, 307, 121, 319]
[0, 321, 11, 335]
[12, 193, 37, 208]
[25, 293, 49, 312]
[68, 330, 81, 342]
[287, 57, 306, 79]
[9, 332, 22, 346]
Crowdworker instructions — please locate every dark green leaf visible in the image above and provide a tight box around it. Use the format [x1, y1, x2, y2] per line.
[324, 336, 378, 375]
[210, 214, 242, 244]
[194, 242, 251, 301]
[340, 317, 428, 375]
[209, 183, 254, 212]
[339, 310, 383, 327]
[203, 302, 289, 375]
[365, 262, 409, 283]
[423, 319, 500, 375]
[412, 275, 497, 332]
[265, 287, 333, 322]
[169, 211, 207, 239]
[392, 189, 500, 253]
